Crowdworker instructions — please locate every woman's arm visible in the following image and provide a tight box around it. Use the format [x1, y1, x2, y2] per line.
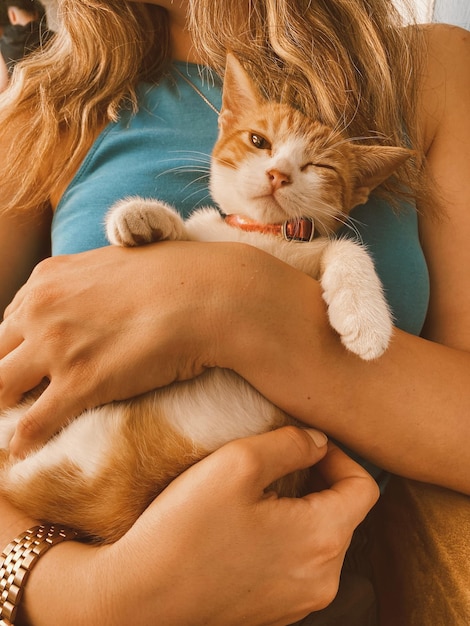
[417, 24, 470, 348]
[0, 210, 52, 316]
[0, 108, 53, 315]
[2, 429, 378, 626]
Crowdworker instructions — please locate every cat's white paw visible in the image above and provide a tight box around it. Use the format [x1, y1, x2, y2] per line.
[106, 197, 186, 247]
[321, 240, 393, 361]
[326, 294, 393, 360]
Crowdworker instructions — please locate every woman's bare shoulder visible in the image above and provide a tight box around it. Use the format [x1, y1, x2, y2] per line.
[417, 23, 470, 153]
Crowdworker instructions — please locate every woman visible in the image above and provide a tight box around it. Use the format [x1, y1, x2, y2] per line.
[0, 0, 469, 623]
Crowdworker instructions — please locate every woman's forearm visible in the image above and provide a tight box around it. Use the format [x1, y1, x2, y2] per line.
[224, 260, 470, 493]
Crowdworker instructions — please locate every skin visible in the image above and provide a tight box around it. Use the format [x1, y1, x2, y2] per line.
[0, 1, 469, 623]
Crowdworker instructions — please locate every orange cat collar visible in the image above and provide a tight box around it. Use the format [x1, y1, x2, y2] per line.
[0, 524, 78, 626]
[224, 213, 316, 242]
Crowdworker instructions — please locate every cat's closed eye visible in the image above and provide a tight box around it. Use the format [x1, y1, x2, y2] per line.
[301, 161, 338, 173]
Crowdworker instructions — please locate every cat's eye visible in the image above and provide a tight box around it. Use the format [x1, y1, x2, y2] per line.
[250, 133, 271, 150]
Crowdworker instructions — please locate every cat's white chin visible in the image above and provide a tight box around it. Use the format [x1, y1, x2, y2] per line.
[247, 195, 292, 224]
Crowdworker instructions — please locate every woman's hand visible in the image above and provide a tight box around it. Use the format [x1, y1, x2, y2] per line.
[0, 241, 274, 454]
[0, 240, 332, 457]
[1, 242, 214, 455]
[20, 427, 378, 626]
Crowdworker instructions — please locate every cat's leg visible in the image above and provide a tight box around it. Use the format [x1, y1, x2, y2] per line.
[320, 239, 393, 360]
[105, 197, 189, 246]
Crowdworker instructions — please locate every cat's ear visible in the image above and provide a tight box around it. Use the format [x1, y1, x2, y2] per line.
[218, 53, 263, 132]
[351, 146, 414, 207]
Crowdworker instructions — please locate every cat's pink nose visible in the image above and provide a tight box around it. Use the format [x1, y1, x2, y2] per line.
[267, 169, 291, 191]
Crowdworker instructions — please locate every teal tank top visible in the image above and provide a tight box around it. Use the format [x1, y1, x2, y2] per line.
[53, 61, 429, 337]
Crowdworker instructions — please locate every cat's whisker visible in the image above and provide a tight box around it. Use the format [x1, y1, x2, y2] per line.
[155, 167, 209, 180]
[292, 191, 338, 220]
[152, 150, 212, 179]
[334, 215, 365, 243]
[337, 94, 364, 136]
[327, 119, 348, 143]
[165, 149, 212, 162]
[181, 187, 213, 205]
[165, 175, 212, 203]
[211, 155, 236, 170]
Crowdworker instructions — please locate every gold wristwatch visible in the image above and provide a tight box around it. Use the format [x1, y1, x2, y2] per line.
[0, 524, 78, 626]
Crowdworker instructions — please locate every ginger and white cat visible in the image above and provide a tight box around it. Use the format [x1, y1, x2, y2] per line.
[0, 55, 410, 543]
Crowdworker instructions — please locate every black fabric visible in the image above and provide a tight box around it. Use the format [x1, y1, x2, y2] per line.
[289, 573, 377, 626]
[0, 20, 52, 73]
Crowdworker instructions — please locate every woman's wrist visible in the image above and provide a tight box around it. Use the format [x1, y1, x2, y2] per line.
[1, 525, 79, 626]
[0, 497, 106, 626]
[19, 540, 105, 626]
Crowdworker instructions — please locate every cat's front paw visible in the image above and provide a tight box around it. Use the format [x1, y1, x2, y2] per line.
[326, 296, 393, 360]
[106, 197, 186, 247]
[321, 240, 393, 360]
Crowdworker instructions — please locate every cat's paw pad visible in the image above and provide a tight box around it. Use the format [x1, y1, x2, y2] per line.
[106, 198, 185, 247]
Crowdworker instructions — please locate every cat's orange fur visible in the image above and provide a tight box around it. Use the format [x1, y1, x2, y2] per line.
[1, 393, 207, 542]
[0, 55, 411, 544]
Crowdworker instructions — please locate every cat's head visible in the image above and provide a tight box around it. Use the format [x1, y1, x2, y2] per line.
[210, 54, 413, 236]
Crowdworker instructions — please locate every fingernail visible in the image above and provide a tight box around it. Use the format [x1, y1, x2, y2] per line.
[305, 429, 328, 447]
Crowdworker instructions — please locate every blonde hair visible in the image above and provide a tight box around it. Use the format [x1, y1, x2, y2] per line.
[0, 0, 425, 213]
[0, 0, 170, 212]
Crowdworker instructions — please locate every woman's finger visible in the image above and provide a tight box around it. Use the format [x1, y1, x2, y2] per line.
[215, 426, 329, 497]
[0, 316, 24, 360]
[309, 443, 380, 527]
[8, 378, 92, 457]
[0, 343, 46, 409]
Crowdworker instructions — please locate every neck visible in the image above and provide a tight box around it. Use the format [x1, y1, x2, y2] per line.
[138, 0, 204, 63]
[167, 7, 204, 64]
[171, 24, 202, 63]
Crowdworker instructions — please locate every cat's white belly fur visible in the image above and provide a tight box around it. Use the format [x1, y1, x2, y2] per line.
[0, 404, 124, 483]
[159, 369, 286, 447]
[0, 369, 287, 489]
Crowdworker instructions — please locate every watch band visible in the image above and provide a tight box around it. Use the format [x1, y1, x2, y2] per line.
[0, 524, 78, 626]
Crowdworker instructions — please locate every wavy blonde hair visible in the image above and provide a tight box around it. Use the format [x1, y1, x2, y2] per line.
[0, 0, 424, 213]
